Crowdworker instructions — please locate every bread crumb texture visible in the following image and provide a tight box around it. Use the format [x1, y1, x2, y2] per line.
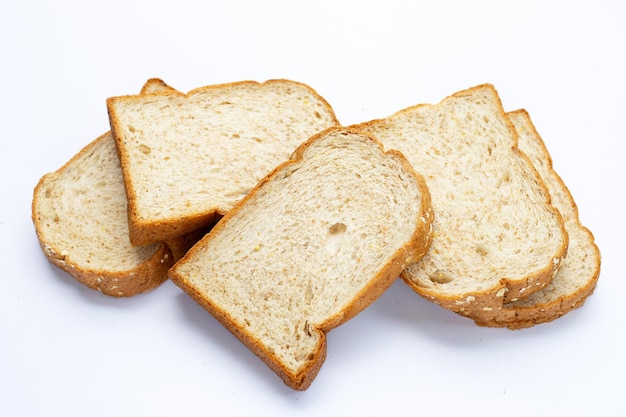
[108, 80, 339, 244]
[353, 84, 569, 317]
[170, 128, 432, 389]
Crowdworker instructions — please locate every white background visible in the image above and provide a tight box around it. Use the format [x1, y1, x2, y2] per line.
[2, 1, 624, 416]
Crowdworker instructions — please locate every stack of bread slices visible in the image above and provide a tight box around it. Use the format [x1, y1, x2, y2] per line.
[32, 78, 600, 390]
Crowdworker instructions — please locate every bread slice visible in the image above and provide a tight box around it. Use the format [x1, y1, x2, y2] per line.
[107, 79, 339, 246]
[351, 84, 568, 322]
[169, 127, 434, 390]
[32, 79, 204, 297]
[32, 130, 173, 296]
[139, 76, 222, 257]
[471, 109, 600, 329]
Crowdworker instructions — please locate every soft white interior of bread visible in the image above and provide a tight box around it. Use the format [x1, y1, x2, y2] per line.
[34, 135, 160, 270]
[110, 81, 338, 223]
[173, 130, 428, 374]
[356, 86, 566, 298]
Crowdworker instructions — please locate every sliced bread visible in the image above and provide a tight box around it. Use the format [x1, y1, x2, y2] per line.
[472, 109, 600, 329]
[351, 84, 568, 322]
[32, 79, 203, 297]
[32, 130, 172, 296]
[169, 127, 434, 390]
[107, 79, 340, 246]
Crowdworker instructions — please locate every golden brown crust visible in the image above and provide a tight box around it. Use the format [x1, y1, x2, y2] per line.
[472, 234, 599, 329]
[170, 127, 433, 390]
[140, 78, 176, 95]
[406, 245, 568, 323]
[127, 210, 219, 248]
[475, 272, 598, 329]
[36, 237, 172, 297]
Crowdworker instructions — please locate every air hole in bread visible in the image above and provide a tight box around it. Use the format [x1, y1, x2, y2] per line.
[475, 243, 489, 257]
[328, 222, 347, 235]
[430, 269, 454, 284]
[139, 144, 151, 155]
[325, 223, 347, 254]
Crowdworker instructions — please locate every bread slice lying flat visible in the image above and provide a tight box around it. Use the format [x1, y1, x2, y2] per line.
[473, 109, 600, 329]
[32, 130, 173, 296]
[32, 79, 203, 297]
[352, 84, 568, 323]
[107, 79, 339, 246]
[169, 127, 434, 390]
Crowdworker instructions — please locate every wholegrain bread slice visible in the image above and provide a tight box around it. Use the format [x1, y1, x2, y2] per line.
[169, 127, 434, 390]
[470, 109, 600, 329]
[107, 79, 339, 246]
[32, 79, 204, 297]
[351, 84, 568, 322]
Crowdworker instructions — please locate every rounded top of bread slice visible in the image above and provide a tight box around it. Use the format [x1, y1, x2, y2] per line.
[107, 79, 340, 246]
[352, 84, 568, 317]
[169, 127, 433, 390]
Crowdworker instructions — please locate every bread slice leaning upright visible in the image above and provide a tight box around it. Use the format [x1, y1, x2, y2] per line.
[32, 79, 202, 297]
[169, 127, 434, 390]
[352, 84, 568, 324]
[477, 109, 600, 329]
[107, 79, 339, 246]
